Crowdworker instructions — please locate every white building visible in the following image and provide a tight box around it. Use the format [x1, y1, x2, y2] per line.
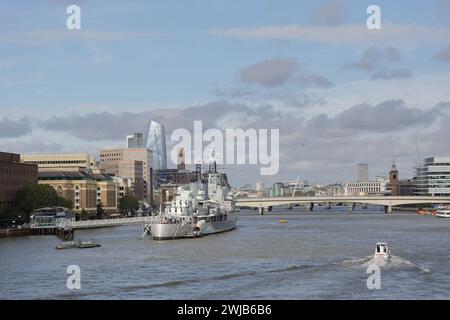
[255, 180, 264, 192]
[344, 179, 387, 196]
[415, 157, 450, 196]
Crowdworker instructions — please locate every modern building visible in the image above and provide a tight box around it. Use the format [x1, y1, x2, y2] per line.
[357, 163, 369, 182]
[21, 153, 96, 170]
[0, 152, 38, 213]
[414, 157, 450, 196]
[38, 167, 118, 213]
[147, 120, 167, 170]
[100, 148, 152, 203]
[126, 133, 145, 148]
[267, 182, 285, 197]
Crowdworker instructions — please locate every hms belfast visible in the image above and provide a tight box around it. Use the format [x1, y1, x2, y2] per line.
[143, 157, 239, 240]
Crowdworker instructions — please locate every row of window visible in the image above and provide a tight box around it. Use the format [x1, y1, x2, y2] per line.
[0, 179, 32, 186]
[0, 168, 36, 175]
[25, 160, 87, 165]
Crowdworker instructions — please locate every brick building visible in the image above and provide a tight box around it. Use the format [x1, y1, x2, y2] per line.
[0, 152, 38, 213]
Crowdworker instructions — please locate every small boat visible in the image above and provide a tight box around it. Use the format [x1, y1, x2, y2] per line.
[55, 239, 101, 250]
[374, 242, 391, 260]
[436, 212, 450, 218]
[279, 219, 287, 223]
[436, 205, 450, 218]
[416, 208, 436, 215]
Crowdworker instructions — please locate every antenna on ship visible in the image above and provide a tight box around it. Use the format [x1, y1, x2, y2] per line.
[209, 147, 217, 174]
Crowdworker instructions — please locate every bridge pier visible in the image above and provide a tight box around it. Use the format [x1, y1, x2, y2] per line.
[326, 203, 331, 209]
[258, 207, 265, 215]
[384, 205, 392, 214]
[308, 203, 314, 211]
[352, 203, 356, 211]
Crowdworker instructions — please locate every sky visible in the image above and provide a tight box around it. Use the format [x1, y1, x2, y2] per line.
[1, 0, 450, 187]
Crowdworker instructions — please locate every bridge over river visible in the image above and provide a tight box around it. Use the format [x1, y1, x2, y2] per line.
[235, 196, 450, 214]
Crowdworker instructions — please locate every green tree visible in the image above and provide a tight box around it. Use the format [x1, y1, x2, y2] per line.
[15, 183, 58, 220]
[55, 196, 73, 209]
[96, 202, 105, 219]
[119, 192, 139, 215]
[80, 208, 88, 221]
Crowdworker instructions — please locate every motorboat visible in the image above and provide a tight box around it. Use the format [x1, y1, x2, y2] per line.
[374, 242, 391, 260]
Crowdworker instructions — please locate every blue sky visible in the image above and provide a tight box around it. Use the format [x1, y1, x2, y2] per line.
[1, 0, 450, 186]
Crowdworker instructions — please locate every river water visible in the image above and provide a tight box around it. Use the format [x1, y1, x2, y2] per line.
[1, 206, 449, 299]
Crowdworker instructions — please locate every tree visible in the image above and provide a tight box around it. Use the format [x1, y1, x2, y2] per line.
[15, 183, 58, 220]
[56, 196, 73, 209]
[96, 202, 105, 219]
[119, 192, 139, 215]
[80, 209, 88, 221]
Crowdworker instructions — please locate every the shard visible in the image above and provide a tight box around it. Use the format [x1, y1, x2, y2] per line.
[146, 120, 167, 170]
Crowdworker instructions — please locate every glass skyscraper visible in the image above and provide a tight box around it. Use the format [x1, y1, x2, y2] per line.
[146, 120, 167, 170]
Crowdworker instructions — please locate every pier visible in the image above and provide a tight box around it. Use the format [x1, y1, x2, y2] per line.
[29, 216, 157, 239]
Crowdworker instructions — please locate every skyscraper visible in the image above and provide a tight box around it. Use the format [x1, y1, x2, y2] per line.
[147, 120, 167, 170]
[126, 133, 144, 148]
[357, 163, 369, 182]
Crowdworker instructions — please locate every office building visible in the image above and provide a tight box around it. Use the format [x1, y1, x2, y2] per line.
[126, 133, 145, 148]
[414, 156, 450, 196]
[100, 148, 152, 203]
[357, 163, 369, 182]
[0, 152, 38, 213]
[21, 153, 96, 171]
[147, 120, 167, 170]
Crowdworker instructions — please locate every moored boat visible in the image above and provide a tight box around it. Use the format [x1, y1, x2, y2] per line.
[55, 239, 101, 250]
[144, 156, 239, 240]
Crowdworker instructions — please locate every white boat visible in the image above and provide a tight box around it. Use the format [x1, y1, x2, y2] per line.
[436, 204, 450, 218]
[374, 242, 391, 260]
[436, 212, 450, 218]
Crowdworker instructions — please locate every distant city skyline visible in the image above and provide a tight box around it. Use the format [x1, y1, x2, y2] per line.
[1, 1, 450, 186]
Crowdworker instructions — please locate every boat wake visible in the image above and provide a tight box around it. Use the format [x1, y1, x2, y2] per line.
[341, 255, 431, 273]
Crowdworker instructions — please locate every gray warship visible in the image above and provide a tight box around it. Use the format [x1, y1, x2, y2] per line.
[143, 159, 239, 240]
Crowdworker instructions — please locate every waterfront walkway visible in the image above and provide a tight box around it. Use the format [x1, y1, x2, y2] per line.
[57, 216, 156, 229]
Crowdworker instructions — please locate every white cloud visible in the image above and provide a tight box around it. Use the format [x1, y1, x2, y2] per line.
[210, 22, 450, 46]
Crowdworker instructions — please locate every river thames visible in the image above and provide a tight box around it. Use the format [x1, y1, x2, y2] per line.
[1, 207, 449, 299]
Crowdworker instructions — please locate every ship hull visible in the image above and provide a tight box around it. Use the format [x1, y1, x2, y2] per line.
[149, 212, 239, 240]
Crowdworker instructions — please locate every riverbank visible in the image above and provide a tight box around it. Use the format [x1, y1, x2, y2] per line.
[0, 227, 32, 238]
